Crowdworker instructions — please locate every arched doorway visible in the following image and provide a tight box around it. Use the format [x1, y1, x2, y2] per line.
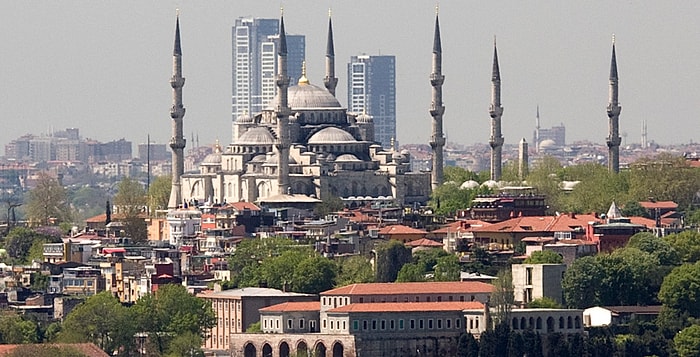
[244, 343, 256, 357]
[332, 342, 344, 357]
[297, 341, 309, 357]
[279, 342, 290, 357]
[315, 343, 327, 357]
[546, 316, 555, 333]
[262, 343, 272, 357]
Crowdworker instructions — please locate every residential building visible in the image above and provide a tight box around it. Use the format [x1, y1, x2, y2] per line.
[583, 305, 662, 327]
[511, 263, 567, 305]
[347, 55, 396, 149]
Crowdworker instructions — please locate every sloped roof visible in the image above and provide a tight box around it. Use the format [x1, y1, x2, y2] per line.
[328, 301, 484, 313]
[321, 281, 495, 296]
[432, 220, 492, 234]
[378, 224, 427, 235]
[405, 238, 443, 247]
[639, 201, 678, 210]
[259, 301, 320, 313]
[228, 201, 261, 211]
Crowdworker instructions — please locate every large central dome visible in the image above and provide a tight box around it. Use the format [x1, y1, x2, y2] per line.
[308, 127, 356, 144]
[287, 83, 342, 109]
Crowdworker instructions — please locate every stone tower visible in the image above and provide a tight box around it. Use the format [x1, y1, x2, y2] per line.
[606, 36, 622, 173]
[275, 14, 291, 195]
[168, 15, 186, 209]
[534, 105, 541, 153]
[429, 12, 445, 190]
[489, 39, 504, 181]
[518, 138, 528, 181]
[323, 10, 338, 96]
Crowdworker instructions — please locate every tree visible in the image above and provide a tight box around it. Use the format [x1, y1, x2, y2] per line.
[675, 324, 700, 357]
[456, 332, 479, 357]
[148, 175, 172, 214]
[627, 154, 700, 209]
[620, 200, 649, 218]
[335, 255, 374, 286]
[166, 331, 205, 357]
[627, 232, 680, 266]
[113, 177, 147, 243]
[314, 194, 344, 218]
[664, 230, 700, 264]
[132, 284, 215, 355]
[525, 155, 565, 214]
[374, 240, 412, 283]
[292, 256, 337, 294]
[562, 163, 630, 214]
[395, 263, 426, 282]
[70, 186, 109, 222]
[0, 312, 39, 344]
[429, 182, 491, 216]
[562, 256, 602, 308]
[527, 297, 561, 308]
[6, 345, 88, 357]
[24, 172, 71, 227]
[434, 254, 460, 281]
[491, 270, 514, 326]
[4, 227, 61, 263]
[59, 291, 136, 355]
[658, 262, 700, 319]
[523, 250, 563, 264]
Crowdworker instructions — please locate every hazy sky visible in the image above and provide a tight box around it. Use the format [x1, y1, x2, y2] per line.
[1, 1, 699, 150]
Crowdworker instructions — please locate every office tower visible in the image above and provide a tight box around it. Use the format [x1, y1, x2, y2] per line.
[606, 36, 622, 173]
[347, 55, 396, 149]
[231, 18, 305, 125]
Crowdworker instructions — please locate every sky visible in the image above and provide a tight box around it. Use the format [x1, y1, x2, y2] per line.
[1, 1, 699, 151]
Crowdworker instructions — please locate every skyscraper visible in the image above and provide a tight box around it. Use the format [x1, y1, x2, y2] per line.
[347, 55, 396, 149]
[231, 18, 305, 129]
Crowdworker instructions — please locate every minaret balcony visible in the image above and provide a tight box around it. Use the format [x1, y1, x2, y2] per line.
[170, 77, 185, 88]
[606, 105, 621, 117]
[430, 73, 444, 86]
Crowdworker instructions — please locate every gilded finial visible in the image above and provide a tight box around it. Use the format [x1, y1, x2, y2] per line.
[176, 8, 180, 17]
[298, 61, 309, 85]
[390, 137, 396, 151]
[612, 33, 616, 45]
[214, 139, 222, 153]
[435, 3, 439, 15]
[328, 7, 332, 18]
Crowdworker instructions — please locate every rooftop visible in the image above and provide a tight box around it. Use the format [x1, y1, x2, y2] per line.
[321, 281, 495, 296]
[259, 301, 321, 313]
[328, 301, 484, 313]
[197, 287, 315, 299]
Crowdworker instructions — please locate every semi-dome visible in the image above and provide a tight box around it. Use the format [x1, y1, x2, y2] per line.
[308, 127, 357, 144]
[237, 127, 274, 145]
[336, 154, 361, 162]
[264, 153, 297, 165]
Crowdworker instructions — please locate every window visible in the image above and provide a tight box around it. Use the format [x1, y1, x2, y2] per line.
[456, 318, 461, 328]
[287, 319, 293, 329]
[469, 319, 473, 329]
[437, 296, 442, 302]
[415, 296, 420, 302]
[476, 318, 479, 329]
[342, 321, 346, 330]
[390, 320, 395, 330]
[323, 319, 327, 329]
[447, 319, 451, 328]
[372, 320, 377, 330]
[399, 319, 404, 330]
[353, 320, 359, 331]
[299, 318, 305, 329]
[330, 321, 334, 330]
[419, 320, 424, 329]
[363, 320, 368, 330]
[426, 296, 431, 302]
[381, 320, 386, 330]
[437, 319, 442, 329]
[410, 319, 415, 329]
[428, 319, 433, 329]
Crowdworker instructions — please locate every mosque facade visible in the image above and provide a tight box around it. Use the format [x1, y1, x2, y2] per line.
[180, 15, 431, 207]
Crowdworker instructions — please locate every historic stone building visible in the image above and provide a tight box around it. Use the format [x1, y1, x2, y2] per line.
[180, 14, 431, 207]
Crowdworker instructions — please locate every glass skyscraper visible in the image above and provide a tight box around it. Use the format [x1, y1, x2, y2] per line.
[347, 55, 396, 149]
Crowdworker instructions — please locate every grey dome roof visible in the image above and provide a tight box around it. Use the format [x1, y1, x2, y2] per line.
[202, 142, 223, 164]
[271, 83, 342, 109]
[236, 111, 253, 123]
[336, 154, 361, 161]
[237, 127, 274, 145]
[264, 153, 297, 165]
[308, 127, 356, 144]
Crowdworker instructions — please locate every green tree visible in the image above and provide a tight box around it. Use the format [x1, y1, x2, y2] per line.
[24, 172, 71, 227]
[627, 231, 680, 266]
[675, 324, 700, 357]
[374, 240, 412, 283]
[0, 313, 39, 344]
[293, 256, 337, 294]
[658, 262, 700, 319]
[627, 154, 700, 209]
[527, 297, 561, 308]
[59, 291, 135, 355]
[664, 230, 700, 264]
[523, 250, 563, 264]
[526, 155, 565, 213]
[456, 332, 479, 357]
[113, 177, 147, 243]
[148, 175, 172, 214]
[562, 256, 602, 308]
[4, 227, 61, 263]
[562, 163, 630, 214]
[492, 270, 514, 326]
[335, 255, 374, 286]
[166, 331, 205, 357]
[395, 263, 426, 282]
[6, 345, 88, 357]
[70, 186, 109, 222]
[133, 284, 215, 355]
[620, 200, 649, 218]
[434, 254, 460, 281]
[429, 182, 491, 216]
[246, 321, 262, 333]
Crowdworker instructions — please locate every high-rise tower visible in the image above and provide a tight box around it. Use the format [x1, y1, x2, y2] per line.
[323, 10, 338, 96]
[348, 55, 396, 148]
[429, 12, 445, 190]
[489, 39, 504, 181]
[275, 15, 291, 195]
[168, 14, 186, 209]
[606, 36, 622, 173]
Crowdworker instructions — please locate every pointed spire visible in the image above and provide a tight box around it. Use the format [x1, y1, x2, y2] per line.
[278, 14, 287, 55]
[326, 9, 335, 57]
[173, 13, 182, 56]
[298, 61, 309, 85]
[492, 37, 500, 81]
[433, 14, 442, 54]
[610, 34, 618, 80]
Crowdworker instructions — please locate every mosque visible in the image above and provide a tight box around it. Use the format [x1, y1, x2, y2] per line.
[177, 14, 433, 207]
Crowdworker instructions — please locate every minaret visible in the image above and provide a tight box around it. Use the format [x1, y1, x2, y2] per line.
[518, 138, 529, 181]
[168, 14, 186, 209]
[275, 13, 291, 195]
[534, 105, 541, 153]
[429, 10, 445, 190]
[489, 38, 504, 181]
[606, 35, 622, 173]
[323, 9, 338, 96]
[641, 120, 648, 149]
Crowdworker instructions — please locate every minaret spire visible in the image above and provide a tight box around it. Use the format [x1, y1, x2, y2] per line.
[429, 12, 445, 190]
[276, 13, 291, 195]
[606, 35, 622, 173]
[489, 38, 504, 181]
[168, 13, 186, 209]
[323, 9, 338, 96]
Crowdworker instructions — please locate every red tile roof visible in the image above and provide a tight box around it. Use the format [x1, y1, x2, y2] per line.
[378, 225, 427, 235]
[472, 214, 600, 234]
[259, 301, 321, 313]
[639, 201, 678, 210]
[228, 201, 261, 211]
[432, 220, 492, 234]
[405, 238, 443, 247]
[328, 301, 484, 313]
[0, 343, 109, 356]
[321, 281, 495, 296]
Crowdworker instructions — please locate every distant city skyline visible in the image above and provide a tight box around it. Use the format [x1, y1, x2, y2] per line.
[0, 1, 698, 152]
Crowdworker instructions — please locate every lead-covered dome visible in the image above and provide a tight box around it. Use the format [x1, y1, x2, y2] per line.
[284, 83, 342, 109]
[237, 127, 274, 145]
[308, 127, 356, 144]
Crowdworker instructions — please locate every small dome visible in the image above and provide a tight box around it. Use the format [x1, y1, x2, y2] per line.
[202, 141, 223, 165]
[356, 111, 372, 123]
[481, 180, 500, 188]
[236, 111, 253, 123]
[539, 139, 556, 150]
[336, 154, 361, 162]
[250, 155, 267, 163]
[460, 180, 479, 189]
[264, 153, 297, 165]
[308, 127, 357, 144]
[236, 127, 274, 145]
